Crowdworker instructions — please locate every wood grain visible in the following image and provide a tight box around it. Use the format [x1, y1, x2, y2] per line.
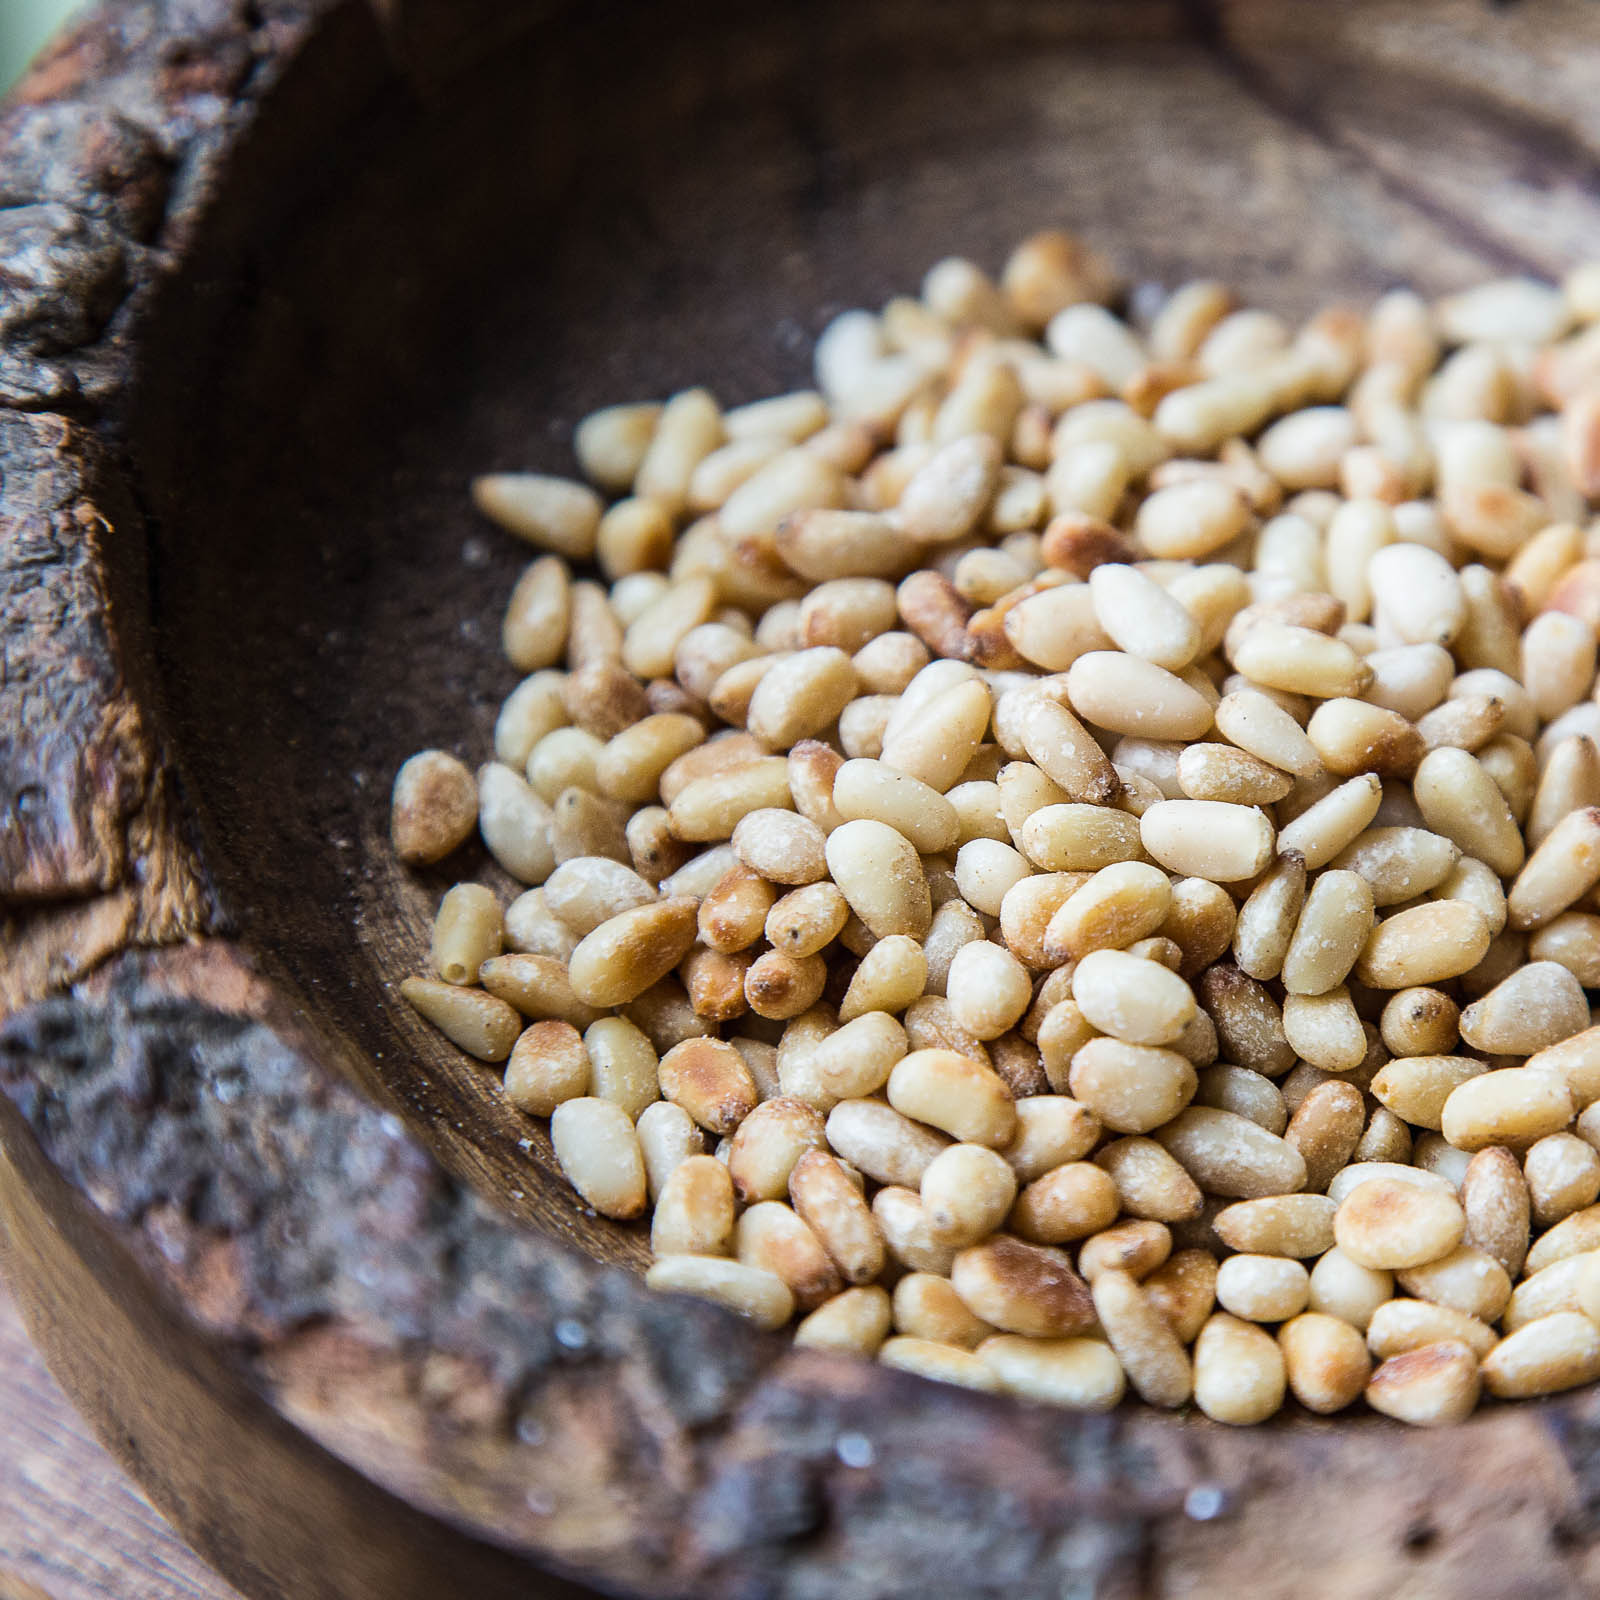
[0, 1277, 239, 1600]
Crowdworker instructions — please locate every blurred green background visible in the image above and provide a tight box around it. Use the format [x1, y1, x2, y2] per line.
[3, 0, 82, 93]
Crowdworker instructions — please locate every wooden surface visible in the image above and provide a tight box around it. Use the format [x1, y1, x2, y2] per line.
[0, 1277, 239, 1600]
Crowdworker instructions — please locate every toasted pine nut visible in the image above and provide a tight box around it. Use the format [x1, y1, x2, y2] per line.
[1307, 1247, 1392, 1331]
[1092, 1268, 1193, 1407]
[878, 1336, 1002, 1391]
[400, 977, 522, 1062]
[726, 1097, 826, 1203]
[1277, 1312, 1370, 1413]
[651, 1154, 736, 1257]
[1155, 1107, 1307, 1198]
[1213, 1194, 1336, 1258]
[1215, 1255, 1309, 1321]
[1365, 1341, 1482, 1426]
[656, 1038, 758, 1134]
[1334, 1177, 1465, 1269]
[736, 1200, 842, 1310]
[977, 1335, 1126, 1411]
[646, 1254, 793, 1329]
[1440, 1067, 1575, 1153]
[566, 897, 699, 1006]
[1356, 901, 1492, 989]
[1197, 964, 1296, 1078]
[825, 1099, 950, 1188]
[1483, 1312, 1600, 1399]
[838, 935, 928, 1022]
[504, 1020, 591, 1116]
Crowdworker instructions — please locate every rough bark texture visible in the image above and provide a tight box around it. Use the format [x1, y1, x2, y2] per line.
[9, 3, 1600, 1599]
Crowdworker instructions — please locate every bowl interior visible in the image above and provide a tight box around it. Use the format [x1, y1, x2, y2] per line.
[126, 0, 1600, 1267]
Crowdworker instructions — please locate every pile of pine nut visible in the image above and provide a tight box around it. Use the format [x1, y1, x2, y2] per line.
[391, 232, 1600, 1425]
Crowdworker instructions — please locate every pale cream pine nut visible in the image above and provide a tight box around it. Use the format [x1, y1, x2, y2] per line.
[1506, 1251, 1600, 1331]
[1355, 901, 1492, 989]
[1230, 622, 1372, 700]
[1367, 1054, 1485, 1133]
[635, 1101, 705, 1203]
[495, 671, 569, 771]
[1526, 1133, 1600, 1226]
[651, 1154, 736, 1258]
[395, 975, 518, 1064]
[995, 751, 1071, 835]
[787, 1149, 885, 1284]
[595, 714, 705, 805]
[1232, 854, 1307, 982]
[1440, 1068, 1575, 1154]
[832, 759, 960, 855]
[473, 954, 596, 1033]
[1139, 799, 1274, 881]
[476, 761, 555, 885]
[1017, 803, 1142, 873]
[504, 1020, 591, 1116]
[1086, 563, 1202, 670]
[1459, 960, 1589, 1054]
[1483, 1313, 1600, 1400]
[1527, 736, 1600, 849]
[1034, 997, 1094, 1090]
[655, 1037, 759, 1136]
[1212, 686, 1324, 779]
[878, 1337, 1002, 1392]
[1280, 870, 1375, 997]
[1304, 698, 1423, 780]
[1362, 644, 1455, 723]
[661, 731, 766, 806]
[775, 508, 912, 583]
[596, 497, 674, 579]
[472, 472, 602, 561]
[794, 1285, 893, 1355]
[872, 1187, 958, 1274]
[1254, 511, 1327, 596]
[1411, 746, 1525, 879]
[1176, 743, 1293, 806]
[1332, 826, 1459, 907]
[1522, 610, 1598, 722]
[1395, 1246, 1512, 1323]
[668, 758, 794, 843]
[976, 1335, 1126, 1411]
[1460, 1146, 1532, 1278]
[1213, 1194, 1336, 1257]
[723, 1097, 824, 1203]
[698, 865, 776, 955]
[1368, 544, 1466, 648]
[545, 857, 657, 937]
[633, 387, 722, 513]
[1365, 1341, 1482, 1426]
[574, 400, 662, 493]
[1045, 861, 1172, 962]
[1091, 1268, 1192, 1407]
[1043, 443, 1131, 525]
[1065, 1039, 1194, 1135]
[887, 1048, 1018, 1148]
[823, 818, 932, 940]
[1197, 1064, 1287, 1131]
[913, 1143, 1019, 1246]
[1507, 807, 1600, 931]
[1307, 1247, 1392, 1331]
[646, 1255, 794, 1330]
[744, 949, 828, 1021]
[892, 1273, 998, 1350]
[1196, 965, 1296, 1079]
[838, 935, 928, 1022]
[1413, 1132, 1472, 1191]
[946, 942, 1032, 1040]
[1281, 988, 1366, 1075]
[825, 1098, 950, 1187]
[1065, 651, 1214, 741]
[1155, 1107, 1307, 1198]
[1003, 582, 1115, 672]
[626, 975, 714, 1053]
[718, 447, 845, 543]
[1333, 1177, 1465, 1270]
[1433, 853, 1511, 942]
[565, 897, 699, 1008]
[854, 631, 932, 698]
[1530, 911, 1600, 986]
[1134, 478, 1251, 560]
[1010, 694, 1122, 806]
[809, 1011, 908, 1098]
[1367, 1300, 1497, 1362]
[549, 1096, 649, 1221]
[1100, 1139, 1203, 1222]
[1253, 406, 1357, 492]
[1275, 1311, 1370, 1414]
[1067, 948, 1194, 1049]
[708, 656, 785, 729]
[1004, 1096, 1102, 1182]
[745, 647, 858, 749]
[731, 808, 827, 888]
[429, 883, 502, 987]
[610, 570, 671, 625]
[1354, 1107, 1413, 1165]
[895, 433, 1003, 545]
[1215, 1255, 1310, 1323]
[879, 676, 993, 792]
[1110, 737, 1186, 800]
[1044, 302, 1145, 386]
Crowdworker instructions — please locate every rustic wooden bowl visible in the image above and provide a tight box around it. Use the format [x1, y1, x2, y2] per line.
[8, 1, 1600, 1595]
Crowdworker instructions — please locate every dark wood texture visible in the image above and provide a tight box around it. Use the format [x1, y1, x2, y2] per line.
[9, 1, 1600, 1597]
[0, 1277, 243, 1600]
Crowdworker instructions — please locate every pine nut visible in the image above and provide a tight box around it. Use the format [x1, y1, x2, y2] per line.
[1507, 806, 1600, 930]
[1140, 799, 1274, 881]
[1071, 949, 1197, 1047]
[1334, 1177, 1465, 1269]
[825, 1099, 950, 1188]
[1155, 1107, 1308, 1198]
[1365, 1341, 1481, 1425]
[505, 1020, 591, 1117]
[1092, 1268, 1192, 1406]
[726, 1097, 826, 1203]
[646, 1255, 793, 1329]
[825, 819, 932, 938]
[1440, 1067, 1574, 1153]
[1308, 1247, 1393, 1331]
[551, 1097, 649, 1220]
[1215, 1255, 1309, 1322]
[1356, 901, 1492, 989]
[838, 935, 928, 1022]
[793, 1286, 892, 1355]
[652, 1155, 736, 1258]
[1213, 1194, 1336, 1258]
[888, 1048, 1017, 1147]
[400, 977, 522, 1062]
[635, 1101, 704, 1202]
[1483, 1312, 1600, 1399]
[392, 751, 479, 865]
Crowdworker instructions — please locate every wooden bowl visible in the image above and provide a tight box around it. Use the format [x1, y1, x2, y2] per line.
[7, 1, 1600, 1595]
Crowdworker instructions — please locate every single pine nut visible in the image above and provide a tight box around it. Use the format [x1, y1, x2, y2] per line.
[951, 1235, 1097, 1337]
[1192, 1312, 1287, 1424]
[793, 1286, 893, 1355]
[1308, 1247, 1393, 1331]
[1482, 1313, 1600, 1399]
[1278, 1312, 1371, 1413]
[825, 819, 933, 939]
[825, 1099, 950, 1188]
[838, 935, 928, 1022]
[977, 1335, 1126, 1410]
[1070, 949, 1197, 1047]
[400, 977, 522, 1062]
[887, 1048, 1017, 1147]
[550, 1097, 649, 1219]
[1276, 774, 1384, 869]
[635, 1100, 705, 1202]
[1215, 1255, 1309, 1322]
[504, 1020, 591, 1116]
[651, 1154, 736, 1257]
[1440, 1067, 1575, 1153]
[567, 897, 699, 1006]
[1213, 1194, 1336, 1258]
[736, 1200, 842, 1310]
[1140, 799, 1274, 881]
[1092, 1268, 1193, 1407]
[1154, 1107, 1308, 1198]
[1333, 1177, 1465, 1269]
[646, 1255, 793, 1329]
[726, 1097, 826, 1203]
[1356, 902, 1492, 989]
[1396, 1245, 1511, 1322]
[921, 1144, 1021, 1245]
[1365, 1341, 1482, 1426]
